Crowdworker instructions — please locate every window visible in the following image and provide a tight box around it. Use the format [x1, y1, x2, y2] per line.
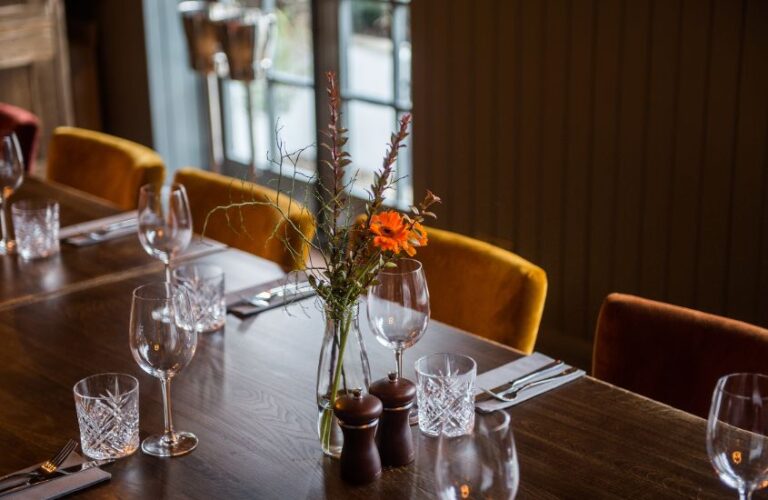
[222, 0, 412, 208]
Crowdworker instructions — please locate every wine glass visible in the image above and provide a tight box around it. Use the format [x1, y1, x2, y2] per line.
[0, 133, 24, 255]
[129, 282, 199, 457]
[367, 258, 430, 379]
[707, 373, 768, 500]
[138, 184, 193, 283]
[436, 410, 520, 499]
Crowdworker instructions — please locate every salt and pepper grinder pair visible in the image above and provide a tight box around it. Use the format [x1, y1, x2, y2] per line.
[333, 372, 417, 485]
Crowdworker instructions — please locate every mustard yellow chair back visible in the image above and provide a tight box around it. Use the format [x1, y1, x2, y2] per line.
[47, 126, 165, 210]
[173, 168, 316, 271]
[416, 227, 547, 353]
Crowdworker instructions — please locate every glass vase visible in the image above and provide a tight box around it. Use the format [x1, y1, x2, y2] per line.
[316, 302, 371, 458]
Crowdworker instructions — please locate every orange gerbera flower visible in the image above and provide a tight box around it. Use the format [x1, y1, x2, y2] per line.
[370, 211, 409, 253]
[402, 221, 428, 256]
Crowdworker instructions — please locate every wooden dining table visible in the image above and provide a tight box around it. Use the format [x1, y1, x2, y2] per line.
[0, 178, 739, 498]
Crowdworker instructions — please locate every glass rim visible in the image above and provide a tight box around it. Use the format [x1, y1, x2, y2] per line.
[73, 372, 139, 400]
[715, 372, 768, 400]
[414, 352, 477, 377]
[132, 281, 179, 301]
[377, 258, 423, 276]
[139, 182, 186, 195]
[11, 199, 59, 212]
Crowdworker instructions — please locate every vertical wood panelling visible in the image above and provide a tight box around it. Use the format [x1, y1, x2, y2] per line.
[538, 0, 569, 328]
[725, 0, 768, 321]
[639, 0, 681, 299]
[586, 0, 623, 339]
[666, 0, 711, 308]
[411, 0, 768, 363]
[695, 0, 743, 314]
[515, 0, 543, 260]
[561, 0, 594, 346]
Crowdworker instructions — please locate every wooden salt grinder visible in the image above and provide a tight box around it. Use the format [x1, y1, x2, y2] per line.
[333, 389, 383, 484]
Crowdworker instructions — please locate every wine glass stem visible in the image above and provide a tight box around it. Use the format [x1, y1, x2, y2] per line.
[739, 488, 752, 500]
[160, 377, 177, 444]
[395, 348, 404, 379]
[0, 198, 8, 246]
[164, 260, 172, 284]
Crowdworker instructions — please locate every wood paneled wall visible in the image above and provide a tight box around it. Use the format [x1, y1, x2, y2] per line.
[412, 0, 768, 365]
[0, 0, 72, 166]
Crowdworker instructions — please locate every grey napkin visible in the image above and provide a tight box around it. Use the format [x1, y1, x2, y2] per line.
[226, 276, 316, 319]
[475, 353, 585, 411]
[2, 451, 110, 499]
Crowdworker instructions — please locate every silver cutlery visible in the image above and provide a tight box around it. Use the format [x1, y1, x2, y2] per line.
[485, 360, 564, 397]
[0, 458, 113, 496]
[87, 218, 137, 240]
[241, 282, 314, 307]
[0, 439, 77, 485]
[479, 367, 579, 405]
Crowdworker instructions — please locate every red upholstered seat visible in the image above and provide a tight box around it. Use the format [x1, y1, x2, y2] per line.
[0, 103, 40, 173]
[592, 293, 768, 418]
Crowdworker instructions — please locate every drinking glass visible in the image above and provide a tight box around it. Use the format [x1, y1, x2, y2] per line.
[129, 282, 198, 457]
[436, 410, 520, 499]
[415, 353, 476, 437]
[137, 184, 193, 283]
[173, 264, 226, 332]
[73, 373, 140, 459]
[707, 373, 768, 500]
[367, 258, 430, 378]
[0, 133, 24, 255]
[11, 199, 60, 260]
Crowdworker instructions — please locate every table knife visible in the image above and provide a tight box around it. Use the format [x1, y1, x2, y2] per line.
[0, 459, 113, 497]
[486, 360, 564, 395]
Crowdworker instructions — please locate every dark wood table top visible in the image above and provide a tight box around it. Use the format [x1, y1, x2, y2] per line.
[1, 177, 225, 310]
[0, 180, 739, 499]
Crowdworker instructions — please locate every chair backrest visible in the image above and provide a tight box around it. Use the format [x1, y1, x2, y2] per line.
[0, 103, 40, 174]
[593, 293, 768, 418]
[173, 167, 316, 271]
[415, 226, 547, 353]
[47, 126, 165, 210]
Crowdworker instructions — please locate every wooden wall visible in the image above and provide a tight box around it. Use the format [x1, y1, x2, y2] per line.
[411, 0, 768, 366]
[0, 0, 72, 167]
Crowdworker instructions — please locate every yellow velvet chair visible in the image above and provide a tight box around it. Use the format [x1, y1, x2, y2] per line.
[415, 226, 547, 353]
[47, 126, 165, 210]
[173, 167, 316, 271]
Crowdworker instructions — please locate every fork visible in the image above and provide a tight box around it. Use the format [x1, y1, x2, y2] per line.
[479, 367, 579, 404]
[0, 439, 78, 484]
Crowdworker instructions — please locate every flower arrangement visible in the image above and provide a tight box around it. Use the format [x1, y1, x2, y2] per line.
[206, 71, 440, 455]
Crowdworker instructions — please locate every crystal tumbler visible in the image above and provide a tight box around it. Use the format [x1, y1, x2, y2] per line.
[11, 199, 59, 260]
[415, 353, 477, 437]
[73, 373, 140, 459]
[173, 264, 226, 332]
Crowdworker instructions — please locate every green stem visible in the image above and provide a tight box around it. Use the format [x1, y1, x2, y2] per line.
[320, 306, 354, 451]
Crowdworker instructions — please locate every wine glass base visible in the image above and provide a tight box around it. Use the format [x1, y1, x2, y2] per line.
[0, 239, 16, 255]
[141, 431, 198, 457]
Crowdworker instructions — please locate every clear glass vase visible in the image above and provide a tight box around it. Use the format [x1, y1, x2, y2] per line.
[316, 302, 371, 458]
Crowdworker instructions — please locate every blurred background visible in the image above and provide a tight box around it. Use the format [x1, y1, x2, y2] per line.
[1, 0, 766, 369]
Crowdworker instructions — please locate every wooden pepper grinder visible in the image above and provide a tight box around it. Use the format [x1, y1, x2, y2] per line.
[369, 372, 417, 467]
[333, 389, 383, 484]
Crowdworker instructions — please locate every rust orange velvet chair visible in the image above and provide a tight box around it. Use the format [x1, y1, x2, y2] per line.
[0, 103, 40, 173]
[592, 293, 768, 418]
[415, 226, 547, 353]
[47, 126, 165, 210]
[173, 167, 316, 271]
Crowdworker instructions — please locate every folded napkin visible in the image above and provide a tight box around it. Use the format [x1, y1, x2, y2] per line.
[2, 451, 110, 499]
[475, 353, 585, 412]
[226, 274, 316, 319]
[60, 211, 137, 246]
